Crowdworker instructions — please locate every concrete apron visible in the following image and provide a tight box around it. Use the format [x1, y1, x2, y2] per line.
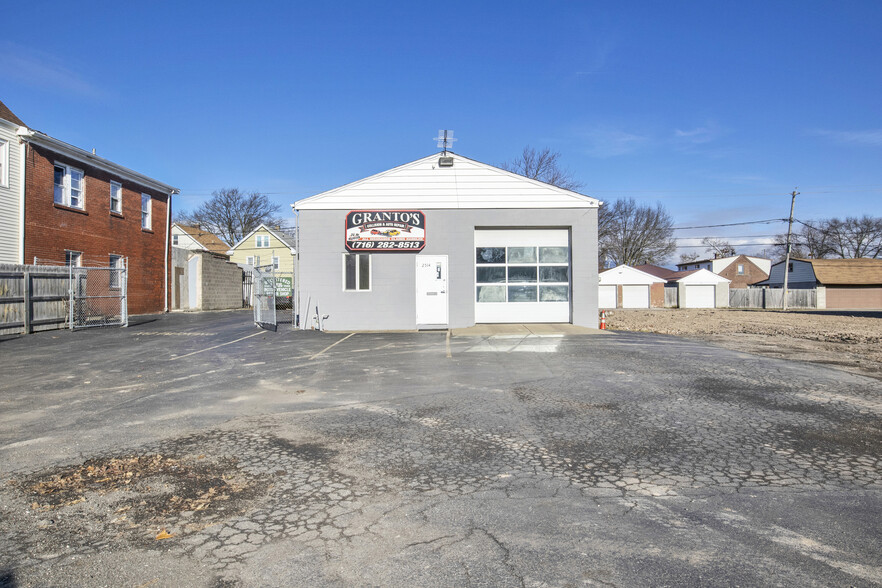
[450, 323, 608, 336]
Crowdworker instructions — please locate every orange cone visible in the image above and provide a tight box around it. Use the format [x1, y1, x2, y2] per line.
[600, 310, 607, 330]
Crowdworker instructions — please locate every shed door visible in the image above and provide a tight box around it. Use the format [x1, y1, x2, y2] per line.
[621, 285, 650, 308]
[684, 285, 715, 308]
[598, 285, 617, 309]
[475, 229, 570, 323]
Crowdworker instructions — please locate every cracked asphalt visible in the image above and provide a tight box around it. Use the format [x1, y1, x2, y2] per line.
[0, 309, 880, 587]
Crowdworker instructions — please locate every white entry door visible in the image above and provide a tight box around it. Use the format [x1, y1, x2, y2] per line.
[415, 255, 448, 326]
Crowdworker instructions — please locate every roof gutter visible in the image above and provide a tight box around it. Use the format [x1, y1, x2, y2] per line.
[17, 128, 179, 194]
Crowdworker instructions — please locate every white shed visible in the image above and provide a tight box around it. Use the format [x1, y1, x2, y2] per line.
[598, 265, 666, 309]
[674, 269, 730, 308]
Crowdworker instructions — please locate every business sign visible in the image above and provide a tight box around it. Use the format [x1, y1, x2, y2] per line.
[275, 276, 292, 296]
[345, 210, 426, 252]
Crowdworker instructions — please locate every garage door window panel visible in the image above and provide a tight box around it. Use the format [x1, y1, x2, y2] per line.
[508, 285, 537, 302]
[539, 266, 568, 282]
[539, 247, 568, 263]
[507, 266, 537, 283]
[477, 285, 505, 302]
[539, 285, 568, 302]
[477, 248, 505, 264]
[507, 247, 536, 263]
[476, 267, 506, 283]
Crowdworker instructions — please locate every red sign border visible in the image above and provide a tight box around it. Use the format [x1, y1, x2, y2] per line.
[344, 210, 426, 253]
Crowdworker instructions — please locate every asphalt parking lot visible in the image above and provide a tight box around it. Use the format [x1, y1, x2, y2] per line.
[1, 310, 880, 587]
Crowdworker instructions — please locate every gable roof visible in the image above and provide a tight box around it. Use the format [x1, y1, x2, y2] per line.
[0, 99, 25, 127]
[173, 224, 230, 255]
[634, 264, 677, 279]
[599, 264, 666, 285]
[801, 258, 882, 285]
[294, 152, 601, 211]
[227, 224, 296, 254]
[19, 128, 178, 195]
[670, 268, 731, 284]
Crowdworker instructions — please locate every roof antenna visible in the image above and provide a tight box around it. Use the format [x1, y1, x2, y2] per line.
[435, 130, 456, 167]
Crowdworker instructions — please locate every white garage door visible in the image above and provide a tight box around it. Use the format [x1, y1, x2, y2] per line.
[683, 285, 715, 308]
[621, 285, 650, 308]
[598, 285, 617, 309]
[475, 229, 570, 323]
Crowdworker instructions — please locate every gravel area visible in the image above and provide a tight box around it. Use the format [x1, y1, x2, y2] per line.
[606, 308, 882, 379]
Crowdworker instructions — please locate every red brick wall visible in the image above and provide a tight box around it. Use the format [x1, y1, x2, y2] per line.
[23, 144, 170, 314]
[720, 255, 769, 289]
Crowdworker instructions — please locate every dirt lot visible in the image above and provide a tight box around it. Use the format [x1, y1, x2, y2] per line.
[606, 308, 882, 379]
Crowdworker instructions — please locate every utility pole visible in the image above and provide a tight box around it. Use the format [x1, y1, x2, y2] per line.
[782, 189, 798, 311]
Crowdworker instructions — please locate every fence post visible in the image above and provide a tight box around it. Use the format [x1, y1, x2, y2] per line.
[22, 269, 31, 335]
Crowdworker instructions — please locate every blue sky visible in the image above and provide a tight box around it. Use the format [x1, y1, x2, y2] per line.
[2, 1, 880, 263]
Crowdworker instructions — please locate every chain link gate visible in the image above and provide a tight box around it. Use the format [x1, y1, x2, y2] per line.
[69, 261, 128, 330]
[252, 265, 277, 331]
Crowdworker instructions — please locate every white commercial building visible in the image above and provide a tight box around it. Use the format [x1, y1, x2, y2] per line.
[292, 152, 601, 331]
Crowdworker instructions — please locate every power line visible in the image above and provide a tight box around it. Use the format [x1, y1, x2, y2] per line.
[672, 219, 785, 230]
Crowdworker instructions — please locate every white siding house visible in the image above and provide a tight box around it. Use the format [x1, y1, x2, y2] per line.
[0, 102, 25, 263]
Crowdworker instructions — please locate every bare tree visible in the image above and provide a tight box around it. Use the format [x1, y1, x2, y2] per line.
[701, 237, 736, 258]
[771, 215, 882, 260]
[177, 188, 282, 246]
[825, 215, 882, 258]
[500, 147, 583, 191]
[600, 198, 677, 266]
[679, 251, 701, 264]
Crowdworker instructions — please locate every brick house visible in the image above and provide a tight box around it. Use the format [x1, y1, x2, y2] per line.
[676, 254, 770, 289]
[1, 99, 178, 315]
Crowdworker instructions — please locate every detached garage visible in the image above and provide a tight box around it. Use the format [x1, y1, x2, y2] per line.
[673, 269, 730, 308]
[292, 152, 601, 331]
[598, 265, 666, 308]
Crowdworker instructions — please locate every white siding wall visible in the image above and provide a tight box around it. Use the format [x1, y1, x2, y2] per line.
[0, 123, 22, 263]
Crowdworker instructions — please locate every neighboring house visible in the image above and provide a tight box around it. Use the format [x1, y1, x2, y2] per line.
[171, 223, 230, 256]
[755, 258, 882, 309]
[598, 265, 666, 309]
[0, 100, 26, 264]
[227, 224, 296, 275]
[634, 264, 730, 308]
[676, 254, 770, 289]
[0, 98, 179, 314]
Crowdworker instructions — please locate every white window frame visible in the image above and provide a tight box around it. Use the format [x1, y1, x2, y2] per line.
[0, 139, 8, 188]
[109, 254, 123, 288]
[737, 264, 745, 275]
[256, 235, 270, 248]
[172, 235, 179, 245]
[272, 256, 280, 270]
[141, 193, 151, 229]
[65, 250, 82, 267]
[54, 163, 85, 209]
[110, 181, 122, 214]
[343, 253, 371, 292]
[246, 256, 260, 266]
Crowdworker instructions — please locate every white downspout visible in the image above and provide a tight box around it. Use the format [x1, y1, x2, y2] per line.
[18, 139, 26, 264]
[164, 190, 176, 312]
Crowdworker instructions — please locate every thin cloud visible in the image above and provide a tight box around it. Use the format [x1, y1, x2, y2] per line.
[673, 121, 725, 148]
[0, 43, 103, 98]
[578, 127, 649, 157]
[809, 128, 882, 147]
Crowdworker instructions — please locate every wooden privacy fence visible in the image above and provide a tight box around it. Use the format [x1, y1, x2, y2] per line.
[0, 264, 71, 336]
[729, 288, 817, 309]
